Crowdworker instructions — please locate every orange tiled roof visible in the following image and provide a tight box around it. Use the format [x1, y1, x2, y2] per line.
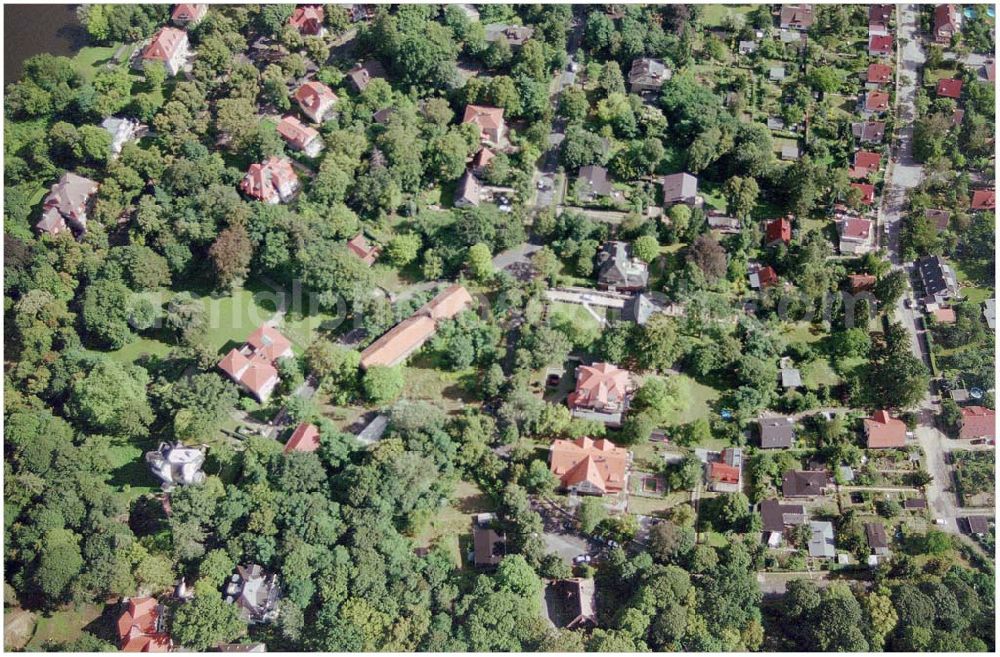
[971, 189, 996, 210]
[709, 461, 740, 485]
[549, 437, 629, 493]
[959, 405, 996, 439]
[285, 422, 321, 453]
[936, 78, 963, 98]
[276, 115, 319, 149]
[864, 410, 907, 448]
[143, 27, 186, 62]
[567, 362, 631, 411]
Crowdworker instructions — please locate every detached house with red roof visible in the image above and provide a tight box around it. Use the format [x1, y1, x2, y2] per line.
[462, 105, 506, 146]
[549, 436, 630, 495]
[284, 422, 320, 453]
[117, 597, 172, 652]
[848, 273, 877, 293]
[864, 411, 907, 448]
[294, 81, 338, 123]
[868, 4, 892, 36]
[36, 172, 98, 236]
[240, 157, 299, 204]
[959, 406, 996, 440]
[850, 150, 882, 179]
[971, 189, 996, 211]
[866, 63, 893, 88]
[749, 264, 779, 290]
[708, 448, 743, 493]
[359, 284, 473, 369]
[218, 325, 294, 401]
[346, 232, 380, 266]
[868, 34, 893, 57]
[851, 182, 876, 206]
[933, 4, 959, 44]
[289, 5, 325, 36]
[862, 91, 890, 116]
[276, 116, 323, 157]
[141, 27, 190, 76]
[936, 78, 963, 99]
[839, 218, 874, 255]
[171, 3, 208, 27]
[567, 362, 635, 427]
[764, 217, 792, 247]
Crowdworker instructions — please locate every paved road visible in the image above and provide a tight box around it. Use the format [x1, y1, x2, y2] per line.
[492, 241, 542, 278]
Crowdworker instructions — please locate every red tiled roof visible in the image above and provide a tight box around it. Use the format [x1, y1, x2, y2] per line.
[854, 151, 881, 171]
[865, 91, 890, 112]
[758, 265, 778, 287]
[869, 34, 893, 54]
[285, 422, 320, 453]
[932, 307, 956, 323]
[472, 147, 495, 169]
[463, 105, 505, 142]
[171, 4, 207, 24]
[346, 232, 379, 265]
[289, 5, 325, 35]
[218, 325, 292, 399]
[240, 157, 298, 202]
[549, 437, 629, 493]
[710, 461, 740, 485]
[765, 218, 791, 245]
[276, 115, 319, 150]
[117, 597, 171, 652]
[567, 362, 632, 411]
[841, 218, 872, 240]
[864, 410, 907, 448]
[987, 61, 996, 82]
[936, 78, 963, 98]
[143, 27, 187, 62]
[294, 81, 338, 119]
[848, 273, 876, 292]
[851, 183, 876, 205]
[246, 324, 292, 360]
[867, 63, 893, 84]
[960, 406, 996, 439]
[971, 189, 996, 210]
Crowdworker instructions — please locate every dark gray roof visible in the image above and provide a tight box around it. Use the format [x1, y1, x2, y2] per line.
[904, 497, 927, 509]
[966, 516, 990, 534]
[760, 499, 806, 532]
[759, 418, 796, 448]
[597, 241, 648, 289]
[865, 522, 888, 549]
[578, 165, 613, 197]
[917, 255, 958, 299]
[472, 515, 505, 566]
[782, 470, 829, 497]
[623, 293, 656, 325]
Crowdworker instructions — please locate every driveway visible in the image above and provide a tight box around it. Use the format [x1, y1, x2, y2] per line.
[492, 241, 542, 279]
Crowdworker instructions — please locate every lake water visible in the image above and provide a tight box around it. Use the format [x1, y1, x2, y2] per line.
[4, 4, 87, 85]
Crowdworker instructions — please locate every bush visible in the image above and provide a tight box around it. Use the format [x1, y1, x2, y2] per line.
[362, 365, 405, 405]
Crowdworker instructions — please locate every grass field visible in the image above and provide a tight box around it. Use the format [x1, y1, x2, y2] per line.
[701, 4, 754, 27]
[413, 480, 493, 567]
[628, 492, 688, 517]
[669, 373, 721, 426]
[401, 354, 479, 413]
[801, 359, 841, 390]
[24, 604, 104, 651]
[548, 301, 607, 350]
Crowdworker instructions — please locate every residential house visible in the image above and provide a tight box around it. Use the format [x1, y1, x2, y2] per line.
[839, 218, 874, 255]
[117, 597, 172, 652]
[848, 273, 877, 293]
[760, 499, 807, 547]
[454, 170, 482, 208]
[36, 172, 99, 236]
[780, 4, 815, 30]
[346, 59, 386, 93]
[865, 522, 890, 556]
[471, 513, 505, 568]
[904, 497, 927, 510]
[548, 436, 629, 495]
[738, 40, 758, 55]
[782, 470, 830, 498]
[101, 117, 145, 158]
[141, 27, 190, 76]
[217, 325, 294, 402]
[225, 565, 281, 624]
[240, 157, 299, 204]
[628, 58, 671, 93]
[577, 165, 615, 200]
[662, 172, 700, 206]
[767, 116, 786, 131]
[346, 232, 380, 266]
[781, 143, 800, 160]
[780, 367, 802, 389]
[808, 521, 836, 559]
[764, 217, 792, 246]
[484, 23, 534, 48]
[289, 5, 325, 36]
[852, 121, 886, 144]
[373, 107, 395, 124]
[933, 4, 959, 44]
[359, 284, 473, 369]
[971, 189, 996, 211]
[868, 34, 893, 57]
[760, 417, 795, 449]
[769, 65, 785, 82]
[851, 183, 876, 206]
[749, 264, 779, 290]
[470, 147, 494, 175]
[925, 208, 951, 231]
[959, 406, 996, 439]
[284, 422, 320, 453]
[543, 579, 597, 629]
[851, 150, 882, 179]
[596, 241, 648, 292]
[276, 116, 323, 157]
[868, 4, 892, 35]
[862, 91, 890, 116]
[346, 4, 377, 22]
[145, 442, 206, 490]
[707, 214, 741, 233]
[936, 78, 963, 99]
[623, 292, 656, 325]
[983, 298, 995, 329]
[965, 516, 990, 536]
[708, 448, 743, 493]
[864, 410, 907, 448]
[171, 3, 208, 26]
[294, 81, 338, 123]
[916, 255, 959, 305]
[567, 362, 635, 427]
[866, 63, 893, 88]
[462, 104, 505, 145]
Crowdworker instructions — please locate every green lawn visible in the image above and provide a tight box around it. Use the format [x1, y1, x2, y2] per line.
[668, 373, 721, 426]
[401, 354, 479, 412]
[548, 301, 608, 350]
[801, 358, 841, 390]
[628, 492, 688, 517]
[412, 480, 493, 567]
[102, 336, 172, 365]
[25, 604, 104, 651]
[71, 44, 125, 81]
[782, 321, 825, 345]
[701, 4, 754, 27]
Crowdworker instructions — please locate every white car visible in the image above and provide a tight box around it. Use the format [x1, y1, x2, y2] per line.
[572, 554, 592, 564]
[934, 518, 947, 526]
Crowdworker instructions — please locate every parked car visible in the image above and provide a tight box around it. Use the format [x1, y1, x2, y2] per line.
[971, 438, 986, 445]
[934, 518, 947, 526]
[572, 554, 592, 564]
[546, 373, 561, 387]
